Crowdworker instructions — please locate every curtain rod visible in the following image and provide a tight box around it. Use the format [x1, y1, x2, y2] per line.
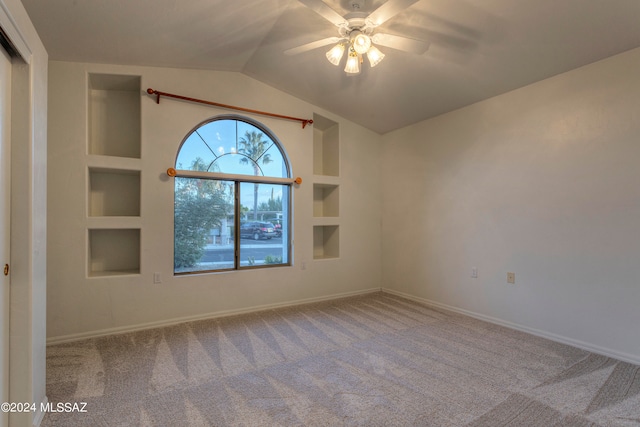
[147, 88, 314, 129]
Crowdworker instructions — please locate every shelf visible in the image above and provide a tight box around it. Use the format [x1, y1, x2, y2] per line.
[88, 73, 141, 158]
[87, 155, 141, 171]
[88, 168, 140, 217]
[86, 217, 141, 229]
[313, 183, 339, 217]
[312, 174, 339, 186]
[313, 225, 339, 260]
[313, 114, 339, 177]
[88, 228, 140, 277]
[312, 217, 340, 227]
[88, 270, 140, 278]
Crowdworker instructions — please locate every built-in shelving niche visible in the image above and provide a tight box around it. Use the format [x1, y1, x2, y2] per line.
[312, 113, 340, 260]
[86, 72, 142, 278]
[313, 114, 339, 177]
[313, 183, 339, 218]
[88, 228, 140, 277]
[88, 168, 141, 217]
[313, 225, 339, 260]
[88, 73, 141, 158]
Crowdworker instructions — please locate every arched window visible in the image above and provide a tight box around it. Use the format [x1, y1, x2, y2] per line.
[174, 116, 292, 274]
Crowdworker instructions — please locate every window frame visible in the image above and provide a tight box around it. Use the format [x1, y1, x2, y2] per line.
[173, 115, 293, 275]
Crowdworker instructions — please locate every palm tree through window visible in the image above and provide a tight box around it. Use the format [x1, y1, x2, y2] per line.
[239, 130, 273, 220]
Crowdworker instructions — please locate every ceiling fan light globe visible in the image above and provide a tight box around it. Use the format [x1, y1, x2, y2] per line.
[352, 33, 371, 55]
[326, 43, 345, 66]
[344, 53, 360, 74]
[367, 45, 385, 67]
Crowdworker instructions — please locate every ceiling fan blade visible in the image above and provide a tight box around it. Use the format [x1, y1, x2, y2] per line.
[297, 0, 348, 27]
[366, 0, 420, 27]
[372, 33, 430, 54]
[284, 37, 343, 56]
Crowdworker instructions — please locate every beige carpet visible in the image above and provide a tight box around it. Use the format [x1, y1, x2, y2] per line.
[43, 292, 640, 426]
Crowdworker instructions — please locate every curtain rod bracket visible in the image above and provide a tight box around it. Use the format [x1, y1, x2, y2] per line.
[147, 87, 160, 104]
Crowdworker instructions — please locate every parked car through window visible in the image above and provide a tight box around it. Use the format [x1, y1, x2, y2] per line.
[240, 222, 277, 240]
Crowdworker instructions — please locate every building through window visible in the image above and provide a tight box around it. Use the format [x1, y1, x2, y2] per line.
[174, 116, 292, 274]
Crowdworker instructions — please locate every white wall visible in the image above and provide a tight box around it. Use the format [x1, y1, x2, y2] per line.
[1, 0, 48, 424]
[382, 47, 640, 363]
[47, 61, 382, 341]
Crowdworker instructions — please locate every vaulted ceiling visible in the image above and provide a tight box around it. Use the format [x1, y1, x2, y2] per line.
[21, 0, 640, 134]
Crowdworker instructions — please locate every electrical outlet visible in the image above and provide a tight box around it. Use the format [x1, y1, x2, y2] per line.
[471, 267, 478, 278]
[153, 272, 162, 284]
[507, 272, 515, 284]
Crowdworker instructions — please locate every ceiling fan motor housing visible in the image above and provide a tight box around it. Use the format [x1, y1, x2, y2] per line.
[338, 17, 372, 38]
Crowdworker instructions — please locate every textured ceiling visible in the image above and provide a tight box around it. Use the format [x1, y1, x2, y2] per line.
[21, 0, 640, 134]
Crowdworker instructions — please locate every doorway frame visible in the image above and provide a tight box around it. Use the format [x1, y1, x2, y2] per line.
[0, 1, 48, 426]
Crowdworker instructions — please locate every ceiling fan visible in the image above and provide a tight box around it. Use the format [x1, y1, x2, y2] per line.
[285, 0, 429, 74]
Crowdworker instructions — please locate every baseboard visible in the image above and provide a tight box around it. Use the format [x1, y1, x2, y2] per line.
[47, 287, 382, 345]
[382, 288, 640, 366]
